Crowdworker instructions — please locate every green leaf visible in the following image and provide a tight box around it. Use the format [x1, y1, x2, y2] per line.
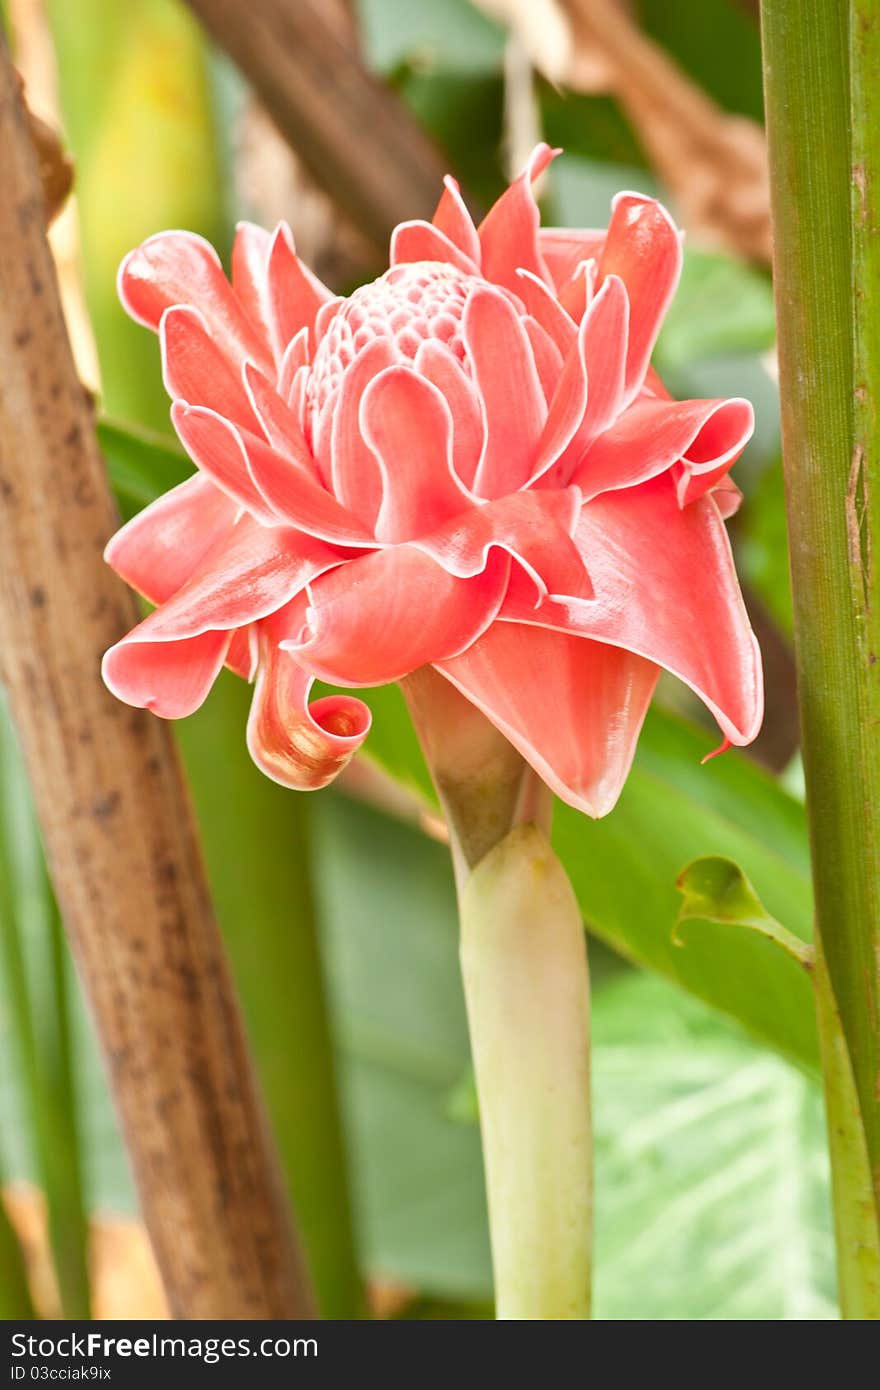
[656, 250, 776, 374]
[553, 708, 817, 1070]
[97, 417, 188, 521]
[675, 855, 814, 970]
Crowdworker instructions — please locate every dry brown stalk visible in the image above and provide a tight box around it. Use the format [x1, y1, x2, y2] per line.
[0, 42, 315, 1320]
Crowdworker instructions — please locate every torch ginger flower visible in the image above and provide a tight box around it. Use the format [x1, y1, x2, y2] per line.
[102, 145, 762, 816]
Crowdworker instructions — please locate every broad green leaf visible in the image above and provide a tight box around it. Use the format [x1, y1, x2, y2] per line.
[315, 794, 836, 1317]
[675, 855, 814, 969]
[97, 418, 188, 521]
[656, 250, 776, 374]
[554, 709, 817, 1070]
[739, 458, 794, 636]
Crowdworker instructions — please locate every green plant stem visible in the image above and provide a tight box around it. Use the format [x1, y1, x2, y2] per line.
[761, 0, 880, 1315]
[404, 673, 591, 1319]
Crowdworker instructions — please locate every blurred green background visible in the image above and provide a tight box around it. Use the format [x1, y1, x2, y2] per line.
[0, 0, 831, 1320]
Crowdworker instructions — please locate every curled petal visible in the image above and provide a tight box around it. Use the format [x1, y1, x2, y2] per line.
[538, 227, 606, 291]
[361, 367, 473, 544]
[437, 625, 659, 817]
[104, 475, 236, 605]
[132, 515, 340, 640]
[171, 402, 278, 525]
[232, 221, 331, 367]
[414, 341, 484, 489]
[463, 285, 547, 497]
[598, 193, 683, 402]
[160, 306, 260, 432]
[243, 361, 320, 478]
[247, 603, 371, 790]
[478, 143, 559, 293]
[266, 224, 332, 357]
[530, 274, 628, 486]
[432, 175, 482, 264]
[574, 396, 755, 500]
[515, 268, 576, 356]
[119, 230, 272, 373]
[227, 626, 257, 681]
[391, 220, 480, 275]
[523, 317, 564, 405]
[290, 546, 511, 686]
[278, 328, 311, 403]
[173, 404, 373, 545]
[103, 628, 232, 720]
[505, 475, 763, 746]
[413, 486, 590, 600]
[329, 339, 397, 524]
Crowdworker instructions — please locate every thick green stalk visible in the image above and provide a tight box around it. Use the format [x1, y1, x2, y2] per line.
[762, 0, 880, 1313]
[404, 672, 591, 1319]
[460, 825, 591, 1319]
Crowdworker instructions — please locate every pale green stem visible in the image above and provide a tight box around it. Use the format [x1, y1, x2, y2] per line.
[402, 671, 591, 1319]
[460, 824, 591, 1319]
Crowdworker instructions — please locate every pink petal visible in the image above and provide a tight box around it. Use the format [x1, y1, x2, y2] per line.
[247, 602, 371, 790]
[514, 268, 576, 356]
[133, 514, 340, 640]
[574, 395, 754, 501]
[414, 341, 484, 489]
[102, 628, 232, 720]
[477, 143, 559, 294]
[171, 401, 279, 525]
[597, 193, 682, 402]
[523, 317, 564, 404]
[104, 475, 237, 605]
[390, 220, 480, 275]
[278, 328, 311, 402]
[538, 228, 606, 291]
[463, 285, 547, 497]
[530, 274, 628, 486]
[173, 403, 373, 546]
[243, 361, 320, 478]
[226, 626, 257, 680]
[505, 474, 763, 745]
[119, 230, 272, 374]
[558, 260, 595, 322]
[437, 624, 659, 817]
[266, 224, 332, 358]
[414, 485, 589, 600]
[361, 367, 473, 544]
[160, 306, 260, 432]
[290, 546, 511, 686]
[329, 339, 398, 525]
[432, 175, 482, 264]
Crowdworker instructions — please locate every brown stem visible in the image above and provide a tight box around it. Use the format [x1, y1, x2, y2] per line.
[183, 0, 454, 258]
[0, 43, 315, 1320]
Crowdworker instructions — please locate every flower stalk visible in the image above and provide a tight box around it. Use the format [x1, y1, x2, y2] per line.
[404, 673, 591, 1320]
[762, 0, 880, 1315]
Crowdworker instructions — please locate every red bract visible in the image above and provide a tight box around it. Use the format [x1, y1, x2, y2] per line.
[103, 145, 762, 816]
